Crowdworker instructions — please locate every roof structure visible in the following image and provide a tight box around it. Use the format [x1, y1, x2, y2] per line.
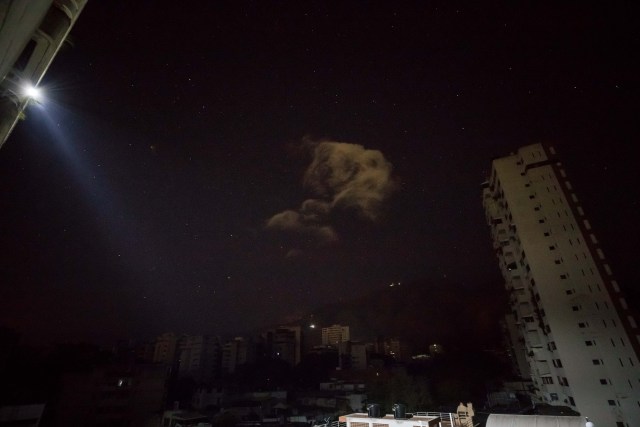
[486, 414, 591, 427]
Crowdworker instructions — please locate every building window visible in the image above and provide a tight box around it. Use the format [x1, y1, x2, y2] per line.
[572, 305, 581, 311]
[40, 6, 71, 40]
[608, 400, 616, 406]
[568, 396, 575, 406]
[14, 39, 37, 72]
[592, 359, 602, 365]
[585, 340, 594, 346]
[578, 322, 587, 328]
[549, 245, 556, 250]
[600, 379, 608, 385]
[611, 280, 620, 292]
[560, 274, 567, 279]
[542, 377, 554, 384]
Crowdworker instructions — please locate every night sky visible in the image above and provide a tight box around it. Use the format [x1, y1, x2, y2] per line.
[1, 2, 638, 344]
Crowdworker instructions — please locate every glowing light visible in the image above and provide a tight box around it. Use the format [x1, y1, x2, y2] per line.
[23, 84, 42, 101]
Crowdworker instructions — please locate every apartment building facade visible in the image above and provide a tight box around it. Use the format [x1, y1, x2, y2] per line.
[483, 143, 640, 427]
[322, 324, 350, 346]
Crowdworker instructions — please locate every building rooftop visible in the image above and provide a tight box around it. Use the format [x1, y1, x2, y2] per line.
[340, 413, 441, 427]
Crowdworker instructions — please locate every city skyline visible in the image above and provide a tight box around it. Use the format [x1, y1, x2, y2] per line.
[0, 2, 638, 344]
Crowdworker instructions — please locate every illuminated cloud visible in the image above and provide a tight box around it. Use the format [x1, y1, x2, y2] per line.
[265, 209, 338, 245]
[266, 140, 398, 252]
[304, 142, 397, 221]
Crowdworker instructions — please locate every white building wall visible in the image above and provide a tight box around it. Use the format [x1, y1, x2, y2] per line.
[483, 143, 640, 427]
[0, 0, 88, 147]
[322, 324, 350, 346]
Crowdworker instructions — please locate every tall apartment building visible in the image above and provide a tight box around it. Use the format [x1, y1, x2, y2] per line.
[177, 335, 221, 382]
[483, 143, 640, 427]
[221, 337, 254, 375]
[322, 324, 350, 346]
[380, 337, 406, 360]
[153, 332, 181, 365]
[338, 341, 368, 370]
[266, 326, 302, 366]
[0, 0, 88, 147]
